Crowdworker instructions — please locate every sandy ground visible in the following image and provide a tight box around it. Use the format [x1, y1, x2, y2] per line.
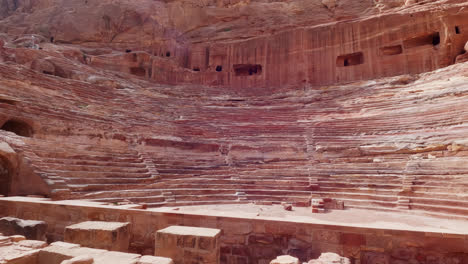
[150, 203, 468, 234]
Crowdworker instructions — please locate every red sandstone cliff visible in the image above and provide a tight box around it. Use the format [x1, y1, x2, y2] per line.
[2, 0, 468, 94]
[0, 0, 467, 219]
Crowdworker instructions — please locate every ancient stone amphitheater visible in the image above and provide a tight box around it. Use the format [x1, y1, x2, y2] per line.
[1, 0, 468, 263]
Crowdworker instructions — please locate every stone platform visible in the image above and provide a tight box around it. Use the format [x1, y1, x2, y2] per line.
[1, 197, 468, 264]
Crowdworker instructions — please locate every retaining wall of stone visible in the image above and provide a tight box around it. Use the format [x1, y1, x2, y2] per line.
[0, 197, 467, 264]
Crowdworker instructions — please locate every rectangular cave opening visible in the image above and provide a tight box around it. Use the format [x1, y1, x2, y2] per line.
[403, 32, 440, 49]
[455, 26, 461, 34]
[380, 45, 403, 56]
[336, 52, 364, 67]
[130, 67, 146, 77]
[233, 64, 262, 76]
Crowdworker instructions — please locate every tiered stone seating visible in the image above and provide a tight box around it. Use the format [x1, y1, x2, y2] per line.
[2, 56, 468, 219]
[19, 138, 157, 201]
[146, 150, 313, 207]
[397, 155, 468, 218]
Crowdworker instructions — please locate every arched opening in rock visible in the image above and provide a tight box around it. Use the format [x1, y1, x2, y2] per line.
[336, 52, 364, 67]
[130, 67, 146, 77]
[216, 65, 223, 72]
[455, 26, 461, 34]
[380, 45, 403, 56]
[166, 52, 171, 57]
[0, 157, 12, 196]
[1, 120, 33, 137]
[233, 64, 262, 76]
[50, 37, 54, 43]
[193, 67, 200, 72]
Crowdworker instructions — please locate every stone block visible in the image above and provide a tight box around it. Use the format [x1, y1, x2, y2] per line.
[10, 235, 26, 242]
[2, 249, 40, 264]
[37, 243, 103, 264]
[270, 255, 299, 264]
[138, 256, 174, 264]
[64, 221, 130, 252]
[0, 217, 47, 241]
[155, 226, 221, 264]
[93, 251, 140, 264]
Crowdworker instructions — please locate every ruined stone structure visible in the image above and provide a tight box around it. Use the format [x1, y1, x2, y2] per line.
[0, 0, 468, 263]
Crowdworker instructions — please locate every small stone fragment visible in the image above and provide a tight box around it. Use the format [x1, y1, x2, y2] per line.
[270, 255, 300, 264]
[138, 255, 174, 264]
[282, 203, 293, 211]
[307, 253, 351, 264]
[60, 255, 94, 264]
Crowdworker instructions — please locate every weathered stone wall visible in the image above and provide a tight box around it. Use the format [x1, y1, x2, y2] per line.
[1, 198, 467, 264]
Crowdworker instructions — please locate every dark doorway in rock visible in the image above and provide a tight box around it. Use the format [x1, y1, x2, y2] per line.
[130, 67, 146, 77]
[166, 52, 171, 57]
[336, 52, 364, 67]
[0, 158, 11, 196]
[380, 45, 403, 56]
[233, 64, 262, 76]
[50, 37, 54, 43]
[432, 33, 440, 46]
[403, 32, 440, 48]
[1, 120, 33, 137]
[455, 26, 461, 34]
[216, 65, 223, 72]
[193, 67, 200, 72]
[125, 49, 132, 53]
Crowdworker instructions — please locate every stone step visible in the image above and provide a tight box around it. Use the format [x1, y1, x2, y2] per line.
[318, 181, 402, 189]
[337, 198, 398, 209]
[91, 195, 166, 204]
[410, 203, 468, 216]
[34, 152, 143, 163]
[145, 200, 250, 208]
[244, 195, 310, 202]
[69, 183, 148, 192]
[313, 191, 398, 202]
[39, 158, 147, 168]
[65, 177, 153, 185]
[51, 170, 152, 179]
[170, 194, 239, 202]
[318, 186, 401, 195]
[77, 189, 164, 199]
[36, 163, 149, 173]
